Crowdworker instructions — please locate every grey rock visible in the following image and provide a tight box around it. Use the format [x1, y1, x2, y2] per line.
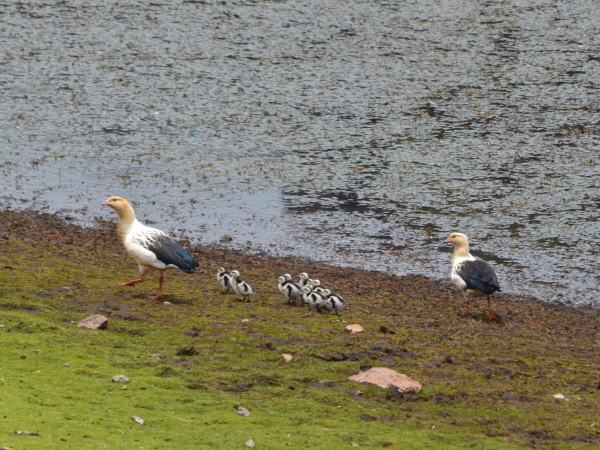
[112, 375, 130, 383]
[237, 407, 250, 417]
[77, 314, 108, 330]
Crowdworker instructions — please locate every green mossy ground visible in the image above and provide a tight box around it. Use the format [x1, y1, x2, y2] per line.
[0, 210, 598, 449]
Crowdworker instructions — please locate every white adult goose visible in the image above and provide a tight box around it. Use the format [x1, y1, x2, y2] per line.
[103, 196, 199, 300]
[445, 232, 501, 321]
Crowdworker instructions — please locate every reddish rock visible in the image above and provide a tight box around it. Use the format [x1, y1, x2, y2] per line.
[77, 314, 108, 330]
[346, 324, 364, 334]
[348, 367, 421, 393]
[282, 354, 293, 363]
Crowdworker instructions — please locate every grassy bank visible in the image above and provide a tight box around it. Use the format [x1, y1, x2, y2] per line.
[0, 210, 598, 449]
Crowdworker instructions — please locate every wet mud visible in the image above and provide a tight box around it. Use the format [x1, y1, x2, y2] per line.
[0, 1, 599, 305]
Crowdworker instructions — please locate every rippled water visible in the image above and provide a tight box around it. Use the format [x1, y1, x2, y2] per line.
[1, 1, 599, 305]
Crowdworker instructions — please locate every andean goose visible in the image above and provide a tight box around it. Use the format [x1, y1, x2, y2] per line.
[445, 232, 501, 320]
[230, 270, 254, 301]
[301, 285, 326, 311]
[217, 267, 232, 293]
[278, 275, 303, 304]
[102, 196, 199, 299]
[309, 279, 328, 296]
[297, 272, 310, 288]
[320, 289, 348, 315]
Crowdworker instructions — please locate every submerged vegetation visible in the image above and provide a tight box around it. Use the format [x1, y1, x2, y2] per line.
[0, 209, 598, 449]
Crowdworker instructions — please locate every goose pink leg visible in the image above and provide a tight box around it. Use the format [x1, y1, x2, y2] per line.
[148, 276, 164, 300]
[486, 296, 495, 321]
[120, 279, 143, 286]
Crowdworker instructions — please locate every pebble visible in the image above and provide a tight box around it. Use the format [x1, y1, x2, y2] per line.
[112, 375, 130, 383]
[346, 324, 364, 334]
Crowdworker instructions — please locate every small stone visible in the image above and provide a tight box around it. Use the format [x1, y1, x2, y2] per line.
[77, 314, 108, 330]
[163, 301, 172, 305]
[349, 367, 421, 393]
[237, 407, 250, 417]
[553, 393, 565, 399]
[132, 415, 145, 425]
[282, 354, 293, 363]
[241, 319, 249, 323]
[122, 385, 128, 390]
[112, 375, 130, 383]
[346, 324, 364, 334]
[245, 439, 255, 448]
[63, 363, 70, 367]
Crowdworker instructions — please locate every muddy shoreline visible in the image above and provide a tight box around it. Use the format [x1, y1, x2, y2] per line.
[1, 207, 598, 337]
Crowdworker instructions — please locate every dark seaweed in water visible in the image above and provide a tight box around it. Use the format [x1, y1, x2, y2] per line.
[0, 1, 598, 305]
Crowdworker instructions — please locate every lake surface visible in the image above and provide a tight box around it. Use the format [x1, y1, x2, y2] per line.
[1, 0, 599, 305]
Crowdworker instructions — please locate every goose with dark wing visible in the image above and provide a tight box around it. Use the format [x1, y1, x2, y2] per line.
[445, 232, 500, 321]
[103, 196, 199, 299]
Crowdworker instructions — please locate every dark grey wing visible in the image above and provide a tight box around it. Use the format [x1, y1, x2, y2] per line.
[456, 259, 500, 295]
[147, 235, 199, 274]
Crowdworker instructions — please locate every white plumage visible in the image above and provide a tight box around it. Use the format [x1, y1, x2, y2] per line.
[217, 267, 233, 294]
[309, 279, 328, 296]
[320, 289, 348, 315]
[103, 196, 198, 300]
[445, 232, 501, 320]
[301, 285, 326, 310]
[297, 272, 310, 288]
[278, 275, 303, 304]
[230, 270, 254, 301]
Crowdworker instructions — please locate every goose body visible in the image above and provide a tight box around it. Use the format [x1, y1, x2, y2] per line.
[103, 196, 198, 299]
[278, 275, 303, 304]
[320, 289, 347, 315]
[445, 232, 500, 320]
[301, 285, 326, 310]
[230, 270, 254, 301]
[309, 279, 328, 296]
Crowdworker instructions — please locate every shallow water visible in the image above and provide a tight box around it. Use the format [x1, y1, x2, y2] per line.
[1, 1, 599, 305]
